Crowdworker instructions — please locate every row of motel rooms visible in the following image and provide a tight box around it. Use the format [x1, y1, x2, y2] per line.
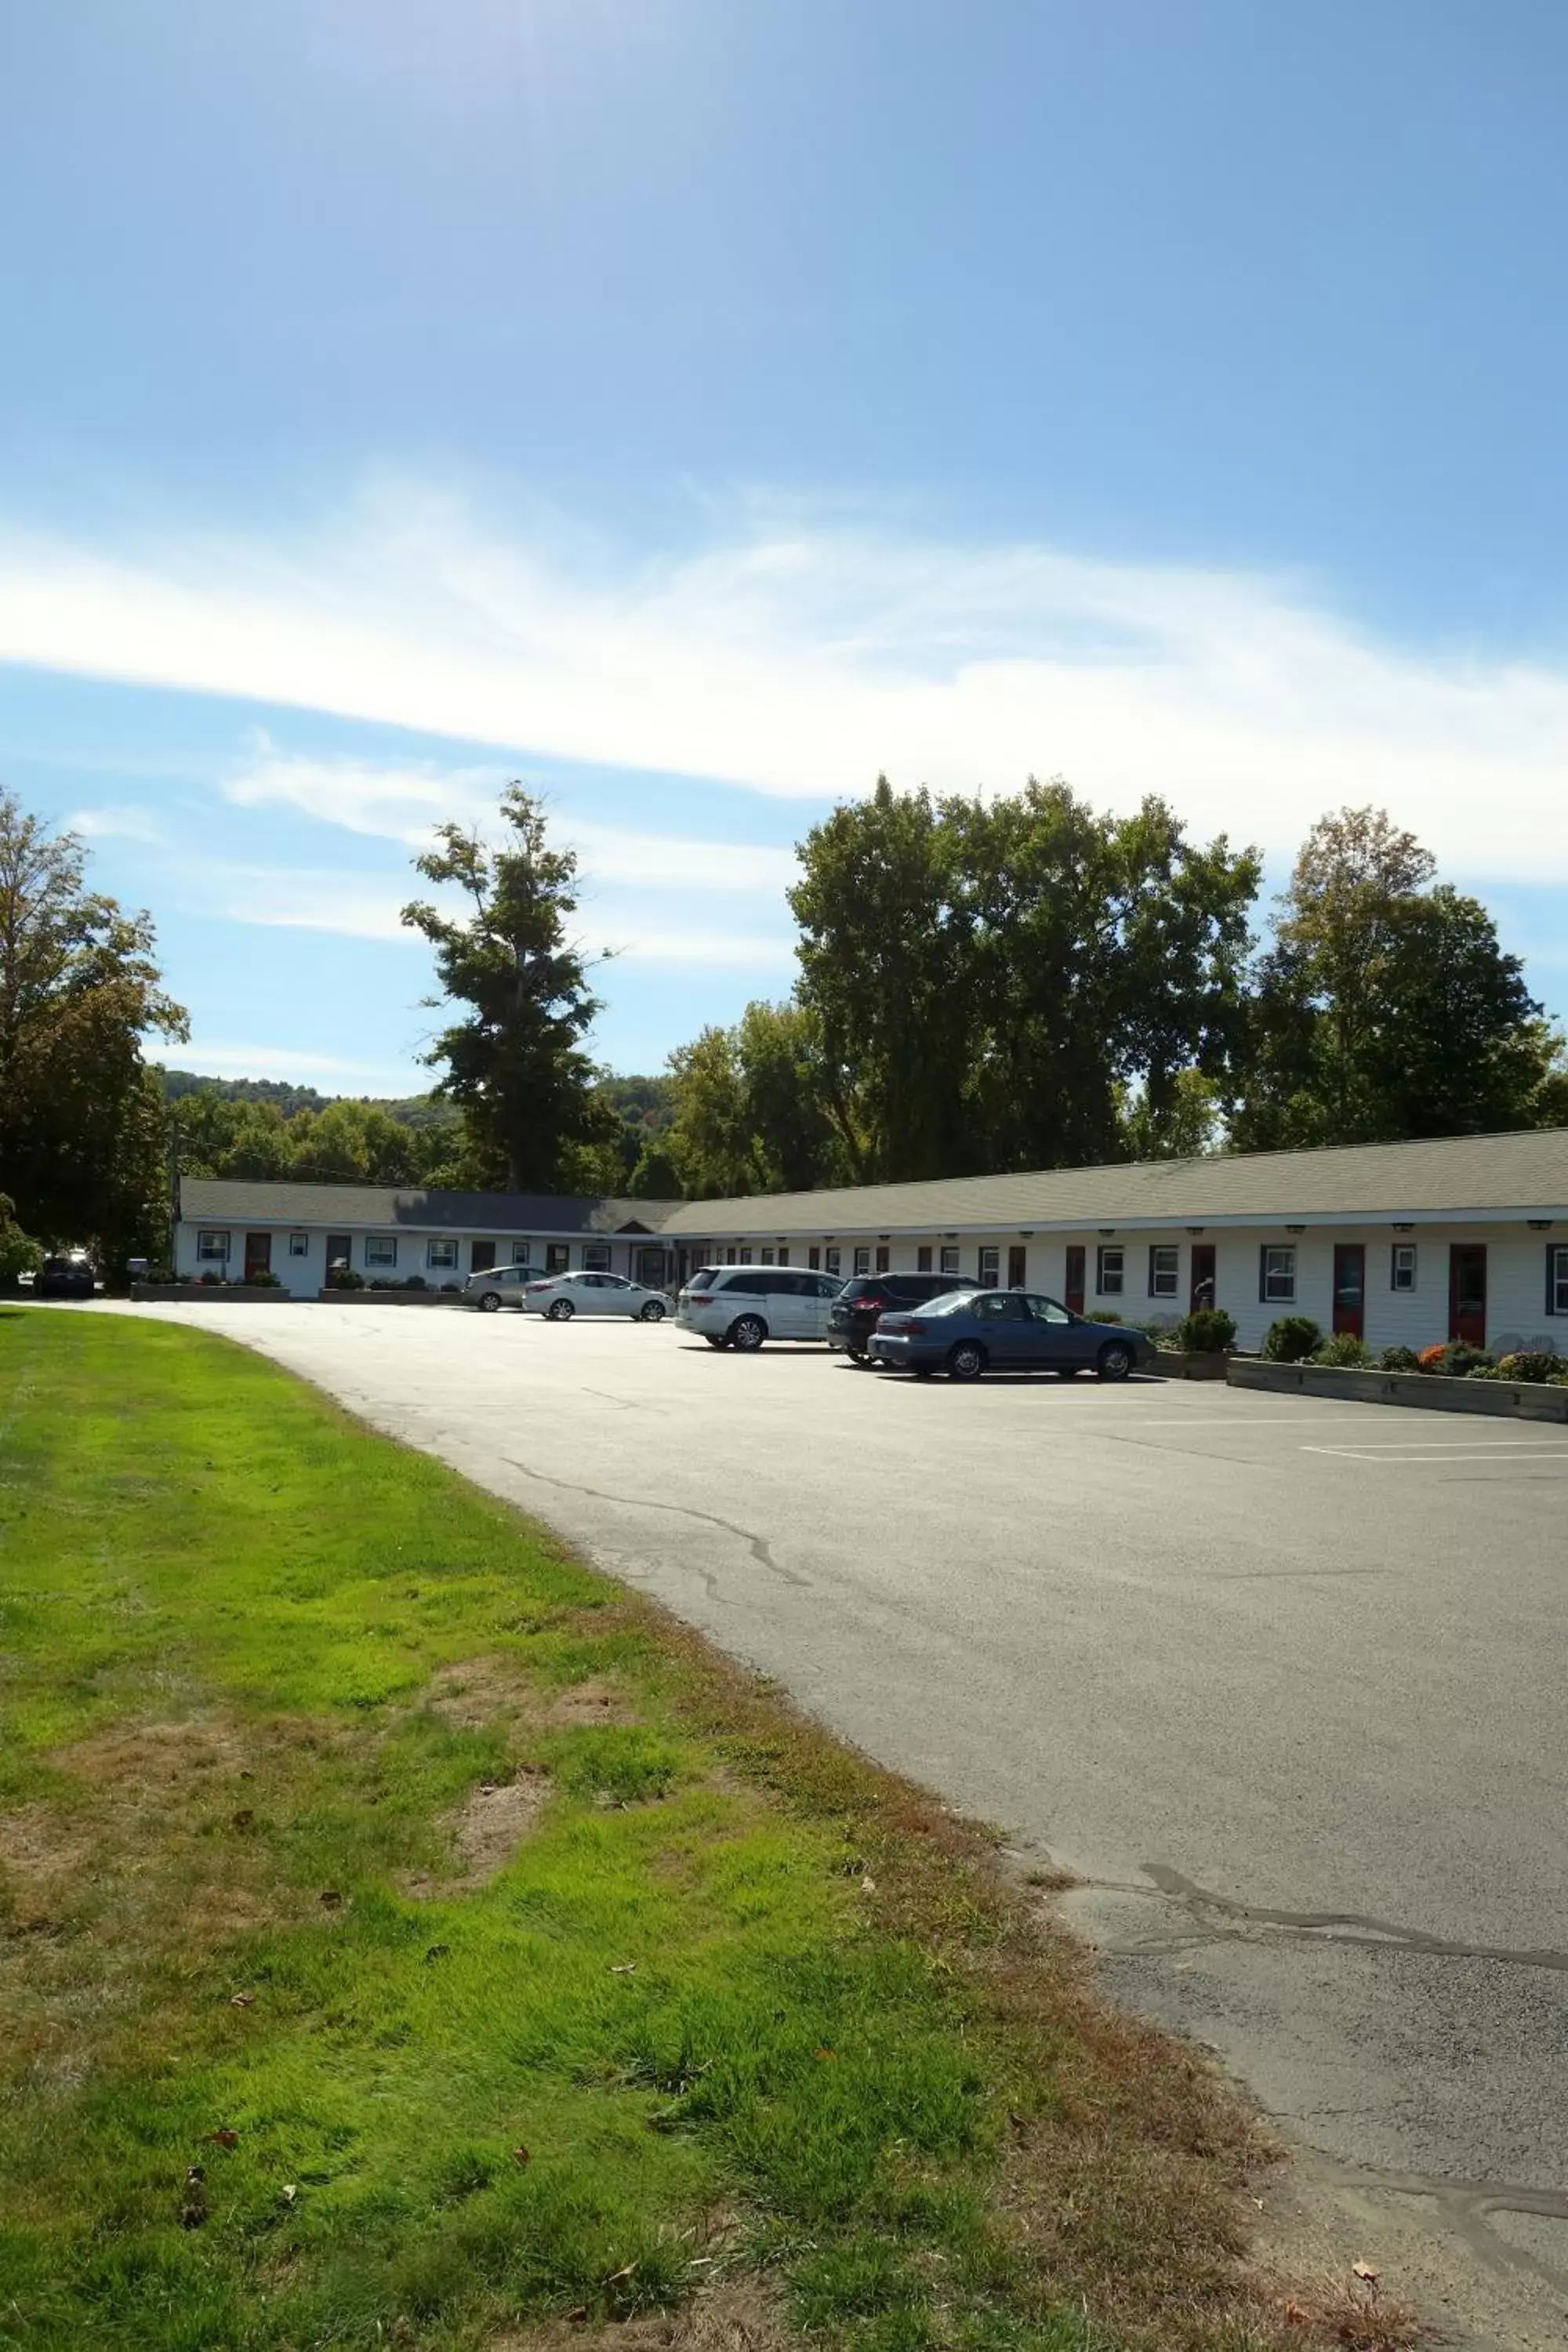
[180, 1211, 1568, 1358]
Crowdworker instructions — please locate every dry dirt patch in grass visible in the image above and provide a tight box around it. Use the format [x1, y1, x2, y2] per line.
[405, 1769, 554, 1896]
[426, 1654, 637, 1730]
[498, 2278, 790, 2352]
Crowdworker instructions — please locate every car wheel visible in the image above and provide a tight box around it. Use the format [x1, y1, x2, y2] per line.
[1096, 1340, 1134, 1381]
[638, 1299, 666, 1321]
[1053, 1366, 1082, 1379]
[913, 1367, 935, 1381]
[728, 1314, 768, 1352]
[477, 1290, 503, 1313]
[946, 1341, 987, 1382]
[847, 1347, 869, 1364]
[706, 1335, 729, 1350]
[547, 1298, 575, 1322]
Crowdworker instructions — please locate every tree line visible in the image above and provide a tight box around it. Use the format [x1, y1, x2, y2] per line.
[2, 775, 1563, 1270]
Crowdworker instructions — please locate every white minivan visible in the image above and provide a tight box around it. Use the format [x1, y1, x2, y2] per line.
[676, 1265, 843, 1351]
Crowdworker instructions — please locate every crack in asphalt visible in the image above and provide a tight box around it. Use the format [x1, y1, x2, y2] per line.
[1136, 1864, 1568, 1973]
[1309, 2155, 1568, 2292]
[499, 1457, 811, 1590]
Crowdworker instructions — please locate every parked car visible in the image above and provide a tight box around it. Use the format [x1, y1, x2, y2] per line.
[463, 1265, 534, 1312]
[36, 1254, 96, 1301]
[522, 1271, 670, 1322]
[829, 1270, 979, 1361]
[676, 1265, 843, 1351]
[869, 1290, 1151, 1382]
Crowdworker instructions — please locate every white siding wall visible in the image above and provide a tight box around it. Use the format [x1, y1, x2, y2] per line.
[173, 1225, 655, 1294]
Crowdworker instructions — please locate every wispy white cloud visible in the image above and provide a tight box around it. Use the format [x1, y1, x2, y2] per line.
[67, 803, 168, 844]
[5, 478, 1568, 880]
[223, 736, 802, 893]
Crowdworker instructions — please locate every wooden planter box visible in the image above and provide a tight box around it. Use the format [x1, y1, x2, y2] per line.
[1226, 1356, 1568, 1422]
[1147, 1348, 1229, 1381]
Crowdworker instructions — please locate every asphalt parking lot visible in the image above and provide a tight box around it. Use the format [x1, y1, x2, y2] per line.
[97, 1303, 1568, 2342]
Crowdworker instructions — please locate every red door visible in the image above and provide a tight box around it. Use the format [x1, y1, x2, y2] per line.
[1449, 1246, 1486, 1346]
[1064, 1245, 1086, 1314]
[1189, 1243, 1217, 1311]
[1007, 1244, 1027, 1288]
[244, 1232, 272, 1283]
[1331, 1243, 1365, 1338]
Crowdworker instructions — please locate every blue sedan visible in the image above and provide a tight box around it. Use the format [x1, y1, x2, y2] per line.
[868, 1289, 1151, 1383]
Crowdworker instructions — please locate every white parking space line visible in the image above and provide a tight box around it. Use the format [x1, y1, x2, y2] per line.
[1301, 1439, 1568, 1464]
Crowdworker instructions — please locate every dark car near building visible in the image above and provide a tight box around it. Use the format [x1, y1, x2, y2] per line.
[828, 1270, 980, 1362]
[869, 1289, 1151, 1382]
[36, 1254, 96, 1300]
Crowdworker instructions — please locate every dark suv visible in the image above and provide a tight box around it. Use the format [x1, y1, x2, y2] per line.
[829, 1271, 978, 1361]
[36, 1254, 96, 1300]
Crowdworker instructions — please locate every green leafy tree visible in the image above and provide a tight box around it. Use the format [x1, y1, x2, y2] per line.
[0, 791, 187, 1261]
[0, 1191, 43, 1287]
[626, 1142, 684, 1199]
[1232, 808, 1558, 1145]
[401, 787, 615, 1191]
[665, 1001, 842, 1198]
[1117, 1067, 1224, 1160]
[169, 1089, 294, 1181]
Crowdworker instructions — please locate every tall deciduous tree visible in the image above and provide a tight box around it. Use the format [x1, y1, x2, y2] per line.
[788, 777, 1258, 1179]
[1231, 807, 1559, 1146]
[401, 787, 615, 1191]
[0, 791, 187, 1261]
[665, 1001, 843, 1199]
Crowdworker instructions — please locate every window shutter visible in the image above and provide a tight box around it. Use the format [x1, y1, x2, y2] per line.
[1550, 1245, 1562, 1316]
[1258, 1245, 1268, 1304]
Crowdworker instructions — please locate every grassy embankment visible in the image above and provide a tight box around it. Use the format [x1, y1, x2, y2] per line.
[0, 1310, 1390, 2352]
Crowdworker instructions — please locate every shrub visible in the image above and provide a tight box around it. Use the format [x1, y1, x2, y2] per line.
[441, 1280, 461, 1294]
[326, 1265, 365, 1290]
[403, 1274, 427, 1291]
[1175, 1306, 1237, 1355]
[1494, 1351, 1561, 1385]
[1092, 1308, 1123, 1324]
[1261, 1316, 1321, 1363]
[1311, 1332, 1373, 1368]
[368, 1277, 397, 1291]
[198, 1269, 223, 1287]
[1418, 1341, 1494, 1378]
[245, 1269, 283, 1290]
[0, 1196, 43, 1288]
[1379, 1345, 1421, 1372]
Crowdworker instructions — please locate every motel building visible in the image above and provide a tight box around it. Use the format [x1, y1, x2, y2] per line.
[176, 1126, 1568, 1356]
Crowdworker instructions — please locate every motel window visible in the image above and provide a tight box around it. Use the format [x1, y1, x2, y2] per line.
[1549, 1245, 1568, 1316]
[978, 1246, 1000, 1286]
[1391, 1244, 1417, 1292]
[196, 1229, 230, 1262]
[916, 1246, 932, 1273]
[724, 1246, 736, 1264]
[287, 1232, 310, 1258]
[808, 1247, 821, 1269]
[876, 1245, 891, 1274]
[426, 1238, 459, 1271]
[761, 1247, 775, 1265]
[546, 1243, 571, 1274]
[1096, 1244, 1124, 1296]
[1259, 1245, 1297, 1304]
[853, 1247, 871, 1276]
[779, 1247, 790, 1265]
[365, 1236, 397, 1269]
[940, 1245, 960, 1276]
[1148, 1246, 1180, 1298]
[739, 1247, 753, 1265]
[826, 1247, 841, 1276]
[583, 1244, 612, 1272]
[511, 1242, 532, 1266]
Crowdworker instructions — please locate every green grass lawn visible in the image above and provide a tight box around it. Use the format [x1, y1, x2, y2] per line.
[0, 1311, 1350, 2352]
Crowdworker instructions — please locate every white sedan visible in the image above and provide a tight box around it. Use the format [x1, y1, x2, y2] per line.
[521, 1271, 670, 1323]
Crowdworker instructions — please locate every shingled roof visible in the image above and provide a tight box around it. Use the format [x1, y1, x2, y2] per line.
[177, 1179, 682, 1235]
[659, 1127, 1568, 1237]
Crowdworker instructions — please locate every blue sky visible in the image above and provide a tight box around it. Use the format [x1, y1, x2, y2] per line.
[2, 0, 1565, 1089]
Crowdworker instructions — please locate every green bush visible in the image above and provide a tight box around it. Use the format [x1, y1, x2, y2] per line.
[326, 1265, 365, 1290]
[1175, 1307, 1237, 1354]
[403, 1274, 427, 1291]
[0, 1194, 43, 1287]
[245, 1269, 284, 1290]
[1494, 1351, 1561, 1385]
[1379, 1345, 1421, 1372]
[1422, 1341, 1494, 1378]
[1311, 1331, 1373, 1368]
[1261, 1316, 1321, 1363]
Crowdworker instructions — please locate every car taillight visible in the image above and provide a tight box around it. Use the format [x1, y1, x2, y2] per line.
[526, 1282, 550, 1292]
[902, 1319, 927, 1334]
[859, 1296, 887, 1314]
[688, 1293, 714, 1305]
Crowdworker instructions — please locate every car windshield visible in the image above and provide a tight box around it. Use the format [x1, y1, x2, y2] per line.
[920, 1290, 973, 1316]
[687, 1268, 720, 1288]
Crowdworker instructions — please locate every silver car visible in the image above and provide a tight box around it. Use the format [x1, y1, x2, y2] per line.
[463, 1265, 534, 1312]
[521, 1271, 670, 1323]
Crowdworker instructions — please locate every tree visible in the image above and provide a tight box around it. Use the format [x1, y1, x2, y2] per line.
[0, 791, 187, 1261]
[788, 777, 1258, 1181]
[1117, 1067, 1224, 1160]
[0, 1191, 42, 1287]
[1232, 807, 1557, 1146]
[401, 787, 613, 1192]
[664, 1001, 843, 1199]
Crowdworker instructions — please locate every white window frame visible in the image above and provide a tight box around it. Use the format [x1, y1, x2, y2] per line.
[287, 1231, 310, 1258]
[196, 1229, 230, 1262]
[1096, 1244, 1124, 1296]
[1550, 1243, 1568, 1316]
[426, 1237, 459, 1271]
[939, 1245, 960, 1276]
[365, 1235, 397, 1269]
[978, 1245, 1000, 1286]
[1260, 1244, 1297, 1304]
[511, 1241, 532, 1266]
[761, 1247, 775, 1265]
[853, 1246, 871, 1275]
[825, 1247, 841, 1276]
[739, 1246, 753, 1265]
[546, 1243, 572, 1274]
[1148, 1244, 1180, 1299]
[583, 1243, 612, 1272]
[1391, 1243, 1417, 1292]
